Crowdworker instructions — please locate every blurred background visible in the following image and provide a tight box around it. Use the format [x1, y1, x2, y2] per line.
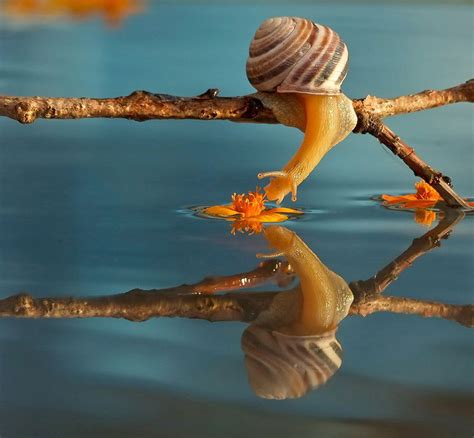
[0, 1, 472, 437]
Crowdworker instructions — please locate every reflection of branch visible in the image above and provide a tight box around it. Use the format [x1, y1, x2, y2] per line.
[0, 290, 277, 322]
[350, 297, 473, 328]
[0, 288, 471, 327]
[349, 211, 465, 300]
[0, 214, 471, 327]
[0, 259, 291, 322]
[190, 260, 294, 294]
[346, 210, 473, 327]
[1, 81, 472, 208]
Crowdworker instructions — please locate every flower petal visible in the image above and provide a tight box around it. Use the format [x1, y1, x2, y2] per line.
[256, 213, 289, 223]
[401, 200, 438, 209]
[381, 194, 419, 204]
[414, 209, 437, 227]
[202, 205, 240, 218]
[266, 207, 303, 215]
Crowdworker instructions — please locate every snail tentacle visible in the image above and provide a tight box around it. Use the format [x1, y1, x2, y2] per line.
[256, 251, 286, 259]
[257, 170, 288, 179]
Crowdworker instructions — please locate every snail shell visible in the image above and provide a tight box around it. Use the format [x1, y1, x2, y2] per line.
[242, 325, 342, 400]
[246, 17, 349, 95]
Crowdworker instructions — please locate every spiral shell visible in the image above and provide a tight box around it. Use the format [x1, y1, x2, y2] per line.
[246, 17, 348, 95]
[242, 325, 342, 400]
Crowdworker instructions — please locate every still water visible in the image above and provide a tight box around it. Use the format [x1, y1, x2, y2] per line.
[0, 1, 472, 437]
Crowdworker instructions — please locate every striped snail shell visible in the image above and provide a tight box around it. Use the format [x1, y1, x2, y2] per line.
[246, 16, 349, 95]
[242, 325, 342, 400]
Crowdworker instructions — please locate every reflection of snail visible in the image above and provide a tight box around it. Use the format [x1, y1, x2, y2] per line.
[242, 226, 353, 399]
[247, 17, 357, 203]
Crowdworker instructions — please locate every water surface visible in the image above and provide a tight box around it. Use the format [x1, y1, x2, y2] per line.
[0, 2, 472, 437]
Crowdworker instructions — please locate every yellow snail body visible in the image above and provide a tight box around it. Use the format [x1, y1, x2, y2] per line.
[246, 17, 357, 203]
[241, 225, 353, 399]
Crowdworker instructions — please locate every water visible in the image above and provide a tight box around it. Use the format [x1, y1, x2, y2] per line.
[0, 2, 473, 437]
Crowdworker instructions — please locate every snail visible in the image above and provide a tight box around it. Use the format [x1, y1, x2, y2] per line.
[246, 17, 357, 203]
[241, 225, 354, 399]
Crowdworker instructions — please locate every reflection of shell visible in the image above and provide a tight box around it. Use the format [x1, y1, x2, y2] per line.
[246, 17, 349, 96]
[242, 325, 342, 400]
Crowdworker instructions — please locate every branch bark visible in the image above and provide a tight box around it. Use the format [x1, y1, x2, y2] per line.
[352, 79, 474, 119]
[349, 296, 473, 328]
[0, 288, 471, 327]
[1, 80, 472, 124]
[353, 116, 472, 209]
[0, 80, 472, 209]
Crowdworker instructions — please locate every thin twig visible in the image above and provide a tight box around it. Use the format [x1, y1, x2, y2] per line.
[0, 288, 471, 327]
[191, 259, 294, 294]
[0, 80, 472, 208]
[352, 79, 474, 119]
[0, 90, 276, 125]
[1, 81, 472, 124]
[350, 296, 473, 328]
[0, 289, 277, 322]
[354, 117, 472, 209]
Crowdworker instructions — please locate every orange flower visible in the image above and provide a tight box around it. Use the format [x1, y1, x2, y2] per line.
[202, 189, 303, 235]
[382, 180, 442, 209]
[3, 0, 143, 27]
[381, 180, 473, 227]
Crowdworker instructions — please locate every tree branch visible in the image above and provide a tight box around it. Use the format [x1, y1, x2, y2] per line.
[0, 80, 472, 209]
[0, 288, 471, 327]
[354, 117, 472, 209]
[352, 79, 474, 119]
[0, 89, 277, 125]
[350, 296, 473, 328]
[1, 81, 472, 125]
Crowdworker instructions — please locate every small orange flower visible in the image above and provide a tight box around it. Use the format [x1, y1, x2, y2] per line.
[382, 180, 474, 227]
[382, 180, 442, 209]
[202, 188, 303, 234]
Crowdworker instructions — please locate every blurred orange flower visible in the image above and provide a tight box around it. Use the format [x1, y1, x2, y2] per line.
[4, 0, 143, 27]
[202, 189, 303, 235]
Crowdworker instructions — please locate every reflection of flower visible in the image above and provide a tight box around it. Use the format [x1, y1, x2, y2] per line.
[202, 189, 302, 235]
[382, 180, 473, 227]
[4, 0, 143, 27]
[414, 209, 437, 227]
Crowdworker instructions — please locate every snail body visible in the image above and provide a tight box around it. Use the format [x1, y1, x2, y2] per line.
[247, 17, 357, 203]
